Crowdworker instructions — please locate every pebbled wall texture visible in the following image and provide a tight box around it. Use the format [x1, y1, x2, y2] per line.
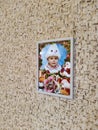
[0, 0, 97, 130]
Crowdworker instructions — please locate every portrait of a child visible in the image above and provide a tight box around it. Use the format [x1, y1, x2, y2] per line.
[37, 38, 73, 99]
[45, 44, 61, 73]
[40, 43, 67, 73]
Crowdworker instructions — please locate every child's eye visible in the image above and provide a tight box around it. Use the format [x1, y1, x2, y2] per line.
[51, 50, 53, 52]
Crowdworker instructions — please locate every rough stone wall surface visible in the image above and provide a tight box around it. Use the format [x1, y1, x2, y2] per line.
[0, 0, 97, 130]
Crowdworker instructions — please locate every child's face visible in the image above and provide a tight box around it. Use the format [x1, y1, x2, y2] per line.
[48, 56, 59, 67]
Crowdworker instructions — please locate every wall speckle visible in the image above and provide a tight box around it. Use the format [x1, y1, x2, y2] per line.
[0, 0, 97, 130]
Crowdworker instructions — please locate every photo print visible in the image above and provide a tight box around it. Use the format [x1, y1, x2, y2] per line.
[37, 38, 74, 99]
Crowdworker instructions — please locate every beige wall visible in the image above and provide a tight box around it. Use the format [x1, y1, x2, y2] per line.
[0, 0, 97, 130]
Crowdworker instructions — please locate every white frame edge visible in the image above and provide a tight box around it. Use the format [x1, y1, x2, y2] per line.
[36, 37, 74, 99]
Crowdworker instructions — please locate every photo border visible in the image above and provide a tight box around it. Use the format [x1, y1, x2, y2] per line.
[37, 37, 74, 99]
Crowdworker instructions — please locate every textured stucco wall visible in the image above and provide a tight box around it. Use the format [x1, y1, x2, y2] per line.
[0, 0, 97, 130]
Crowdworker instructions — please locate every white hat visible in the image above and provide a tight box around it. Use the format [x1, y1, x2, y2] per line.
[46, 44, 61, 59]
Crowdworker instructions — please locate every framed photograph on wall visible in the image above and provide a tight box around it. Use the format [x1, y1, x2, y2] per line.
[37, 38, 74, 99]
